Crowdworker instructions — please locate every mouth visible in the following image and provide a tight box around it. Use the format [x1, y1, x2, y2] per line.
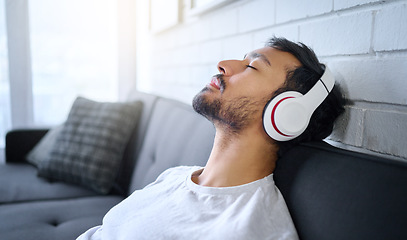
[207, 74, 226, 92]
[208, 76, 221, 90]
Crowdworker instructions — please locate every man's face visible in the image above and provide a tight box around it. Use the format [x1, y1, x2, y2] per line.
[193, 47, 301, 131]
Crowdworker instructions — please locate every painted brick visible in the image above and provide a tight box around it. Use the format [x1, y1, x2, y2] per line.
[183, 44, 201, 65]
[253, 25, 299, 49]
[329, 106, 365, 147]
[151, 48, 175, 68]
[198, 39, 223, 64]
[334, 0, 382, 10]
[149, 82, 175, 101]
[276, 0, 332, 24]
[210, 7, 239, 38]
[179, 85, 205, 104]
[175, 66, 193, 85]
[173, 24, 193, 47]
[151, 83, 200, 104]
[373, 3, 407, 51]
[163, 45, 200, 66]
[190, 17, 212, 43]
[157, 49, 180, 66]
[238, 0, 275, 33]
[363, 109, 407, 158]
[300, 11, 372, 56]
[155, 67, 173, 84]
[191, 65, 214, 87]
[221, 34, 253, 60]
[153, 31, 177, 51]
[328, 56, 407, 105]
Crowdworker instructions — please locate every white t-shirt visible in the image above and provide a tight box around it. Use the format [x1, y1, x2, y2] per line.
[77, 166, 299, 240]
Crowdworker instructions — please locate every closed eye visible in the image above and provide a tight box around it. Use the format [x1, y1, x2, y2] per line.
[246, 65, 257, 70]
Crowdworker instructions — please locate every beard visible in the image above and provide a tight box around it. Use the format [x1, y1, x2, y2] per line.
[192, 87, 266, 133]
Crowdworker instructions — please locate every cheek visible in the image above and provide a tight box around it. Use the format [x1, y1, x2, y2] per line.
[244, 83, 276, 101]
[229, 77, 262, 95]
[225, 72, 284, 100]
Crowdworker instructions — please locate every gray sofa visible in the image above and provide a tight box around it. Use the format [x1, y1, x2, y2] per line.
[1, 91, 407, 240]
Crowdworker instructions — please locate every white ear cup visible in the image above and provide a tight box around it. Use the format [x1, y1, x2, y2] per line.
[263, 66, 335, 141]
[263, 91, 307, 141]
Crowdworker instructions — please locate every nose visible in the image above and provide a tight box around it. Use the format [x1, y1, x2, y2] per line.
[217, 60, 242, 76]
[217, 61, 226, 75]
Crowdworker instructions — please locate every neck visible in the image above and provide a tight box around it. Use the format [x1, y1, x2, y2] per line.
[193, 125, 278, 187]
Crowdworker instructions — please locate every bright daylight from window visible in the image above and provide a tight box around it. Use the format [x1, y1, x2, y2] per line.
[29, 0, 119, 125]
[0, 0, 119, 149]
[0, 0, 10, 148]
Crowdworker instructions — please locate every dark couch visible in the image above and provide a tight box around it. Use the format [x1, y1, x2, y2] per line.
[1, 91, 407, 240]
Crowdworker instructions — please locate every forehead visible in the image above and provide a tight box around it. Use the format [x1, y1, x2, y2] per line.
[249, 47, 301, 70]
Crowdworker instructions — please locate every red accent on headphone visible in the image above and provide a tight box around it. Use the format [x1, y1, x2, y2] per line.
[271, 96, 295, 138]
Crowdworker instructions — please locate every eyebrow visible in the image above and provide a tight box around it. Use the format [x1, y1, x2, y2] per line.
[244, 52, 271, 66]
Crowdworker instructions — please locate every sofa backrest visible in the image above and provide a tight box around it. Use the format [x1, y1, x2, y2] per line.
[113, 91, 159, 195]
[274, 141, 407, 240]
[128, 96, 215, 193]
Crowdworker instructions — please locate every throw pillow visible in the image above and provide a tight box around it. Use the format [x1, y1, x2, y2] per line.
[37, 97, 143, 194]
[26, 125, 63, 166]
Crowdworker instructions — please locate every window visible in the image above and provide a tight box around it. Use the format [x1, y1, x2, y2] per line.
[29, 0, 118, 125]
[0, 0, 11, 148]
[0, 0, 120, 149]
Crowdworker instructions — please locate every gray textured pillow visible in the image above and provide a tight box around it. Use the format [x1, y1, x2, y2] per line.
[37, 97, 142, 194]
[26, 125, 63, 166]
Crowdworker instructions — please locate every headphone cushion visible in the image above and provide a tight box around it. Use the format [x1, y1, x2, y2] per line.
[263, 91, 307, 141]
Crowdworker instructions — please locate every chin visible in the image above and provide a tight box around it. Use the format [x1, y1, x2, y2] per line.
[192, 88, 220, 119]
[192, 89, 207, 114]
[193, 86, 214, 103]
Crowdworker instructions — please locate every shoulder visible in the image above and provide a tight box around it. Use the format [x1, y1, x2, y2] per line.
[261, 184, 299, 239]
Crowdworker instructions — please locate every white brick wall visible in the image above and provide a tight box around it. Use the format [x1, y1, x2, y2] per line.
[334, 0, 383, 10]
[238, 0, 275, 33]
[300, 11, 373, 55]
[276, 0, 332, 23]
[374, 3, 407, 51]
[135, 0, 407, 159]
[328, 57, 407, 104]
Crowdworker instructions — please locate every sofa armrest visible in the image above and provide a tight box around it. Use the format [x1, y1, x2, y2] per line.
[5, 129, 49, 163]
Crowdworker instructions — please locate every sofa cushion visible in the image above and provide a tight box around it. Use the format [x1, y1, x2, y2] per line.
[274, 141, 407, 240]
[36, 97, 143, 194]
[0, 196, 123, 240]
[0, 163, 97, 204]
[129, 98, 215, 192]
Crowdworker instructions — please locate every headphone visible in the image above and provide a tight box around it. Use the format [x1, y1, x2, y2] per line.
[262, 66, 335, 141]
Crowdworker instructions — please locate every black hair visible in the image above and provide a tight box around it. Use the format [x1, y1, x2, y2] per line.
[266, 37, 346, 157]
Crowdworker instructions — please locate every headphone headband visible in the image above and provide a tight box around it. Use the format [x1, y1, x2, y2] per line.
[320, 66, 335, 93]
[301, 66, 334, 113]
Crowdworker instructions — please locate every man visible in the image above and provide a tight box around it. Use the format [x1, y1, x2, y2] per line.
[77, 37, 345, 239]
